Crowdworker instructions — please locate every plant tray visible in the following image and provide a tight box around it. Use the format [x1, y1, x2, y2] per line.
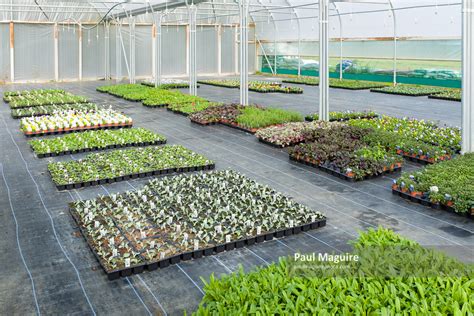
[190, 118, 218, 126]
[305, 115, 379, 123]
[257, 138, 299, 149]
[53, 163, 215, 191]
[197, 82, 239, 89]
[290, 155, 402, 182]
[142, 103, 168, 108]
[370, 89, 435, 97]
[220, 121, 259, 134]
[10, 101, 90, 109]
[35, 139, 167, 158]
[69, 204, 326, 280]
[249, 89, 303, 94]
[428, 95, 461, 102]
[24, 123, 133, 137]
[392, 186, 474, 219]
[166, 108, 190, 117]
[282, 80, 319, 86]
[395, 149, 453, 165]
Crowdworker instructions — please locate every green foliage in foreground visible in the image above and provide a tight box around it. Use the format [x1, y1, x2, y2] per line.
[431, 89, 462, 101]
[329, 78, 389, 89]
[194, 227, 474, 315]
[235, 107, 303, 129]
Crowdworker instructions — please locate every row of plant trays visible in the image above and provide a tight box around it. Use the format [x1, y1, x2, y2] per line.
[52, 163, 215, 191]
[289, 155, 402, 182]
[23, 123, 133, 137]
[69, 203, 326, 280]
[391, 185, 474, 219]
[189, 117, 258, 134]
[395, 149, 453, 165]
[369, 89, 434, 97]
[304, 115, 379, 123]
[34, 139, 167, 158]
[281, 80, 319, 86]
[428, 95, 461, 102]
[248, 88, 303, 94]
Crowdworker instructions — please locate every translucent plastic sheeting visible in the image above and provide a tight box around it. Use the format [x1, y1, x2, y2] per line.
[162, 25, 186, 76]
[135, 25, 152, 78]
[82, 26, 105, 79]
[197, 26, 218, 74]
[221, 26, 236, 74]
[239, 42, 257, 73]
[0, 23, 9, 82]
[14, 23, 54, 81]
[58, 25, 79, 80]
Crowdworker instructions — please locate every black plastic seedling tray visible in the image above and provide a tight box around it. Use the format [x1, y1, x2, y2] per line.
[392, 188, 474, 219]
[370, 89, 439, 97]
[428, 95, 461, 102]
[290, 155, 402, 182]
[304, 115, 378, 123]
[35, 140, 167, 158]
[69, 204, 327, 281]
[53, 163, 215, 191]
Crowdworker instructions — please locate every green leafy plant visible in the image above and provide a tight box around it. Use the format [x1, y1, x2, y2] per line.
[8, 91, 89, 109]
[11, 102, 101, 118]
[305, 110, 378, 122]
[430, 89, 462, 101]
[235, 107, 303, 129]
[194, 227, 473, 315]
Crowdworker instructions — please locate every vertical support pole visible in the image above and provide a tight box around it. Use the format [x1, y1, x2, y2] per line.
[297, 28, 301, 77]
[334, 3, 343, 80]
[186, 24, 190, 76]
[234, 25, 239, 74]
[116, 20, 121, 82]
[152, 24, 156, 81]
[239, 0, 249, 106]
[129, 18, 136, 84]
[79, 24, 83, 81]
[105, 22, 110, 80]
[217, 24, 222, 76]
[389, 1, 397, 85]
[54, 23, 59, 81]
[462, 0, 474, 153]
[9, 22, 14, 82]
[319, 0, 329, 121]
[154, 13, 162, 87]
[188, 5, 197, 96]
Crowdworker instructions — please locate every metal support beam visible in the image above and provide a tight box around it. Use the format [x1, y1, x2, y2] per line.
[462, 0, 474, 153]
[54, 23, 59, 81]
[388, 0, 397, 85]
[105, 22, 110, 79]
[78, 23, 82, 80]
[115, 20, 121, 82]
[217, 24, 222, 76]
[333, 2, 343, 80]
[154, 13, 163, 87]
[239, 0, 249, 106]
[129, 17, 136, 84]
[319, 0, 329, 121]
[9, 21, 14, 82]
[188, 5, 197, 96]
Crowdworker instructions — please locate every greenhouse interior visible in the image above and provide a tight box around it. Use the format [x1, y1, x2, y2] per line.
[0, 0, 473, 314]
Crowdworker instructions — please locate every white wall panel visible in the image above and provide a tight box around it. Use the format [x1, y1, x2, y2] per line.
[58, 25, 79, 80]
[0, 23, 9, 82]
[162, 25, 186, 76]
[82, 26, 105, 79]
[221, 26, 235, 74]
[197, 26, 218, 74]
[14, 23, 54, 81]
[135, 25, 152, 78]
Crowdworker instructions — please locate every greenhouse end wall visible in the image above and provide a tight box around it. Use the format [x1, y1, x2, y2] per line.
[0, 22, 255, 83]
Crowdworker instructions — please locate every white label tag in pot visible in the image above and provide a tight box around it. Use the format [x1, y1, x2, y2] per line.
[112, 248, 117, 257]
[194, 240, 199, 250]
[289, 220, 294, 227]
[109, 237, 114, 246]
[141, 231, 146, 239]
[150, 240, 155, 248]
[257, 226, 262, 235]
[183, 233, 189, 242]
[176, 224, 181, 232]
[215, 225, 222, 233]
[226, 235, 231, 243]
[311, 215, 317, 223]
[124, 258, 131, 268]
[94, 221, 99, 228]
[160, 252, 166, 260]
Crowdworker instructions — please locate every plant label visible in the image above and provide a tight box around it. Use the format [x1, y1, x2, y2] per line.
[94, 221, 100, 228]
[289, 219, 294, 227]
[124, 258, 131, 268]
[226, 235, 231, 243]
[160, 252, 166, 260]
[215, 225, 222, 233]
[183, 233, 189, 241]
[141, 231, 146, 239]
[311, 215, 317, 223]
[176, 224, 181, 232]
[194, 240, 199, 250]
[150, 240, 155, 248]
[257, 226, 262, 235]
[112, 248, 118, 257]
[109, 237, 114, 246]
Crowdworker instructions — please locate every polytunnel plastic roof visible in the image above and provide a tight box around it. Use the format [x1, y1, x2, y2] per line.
[0, 0, 462, 38]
